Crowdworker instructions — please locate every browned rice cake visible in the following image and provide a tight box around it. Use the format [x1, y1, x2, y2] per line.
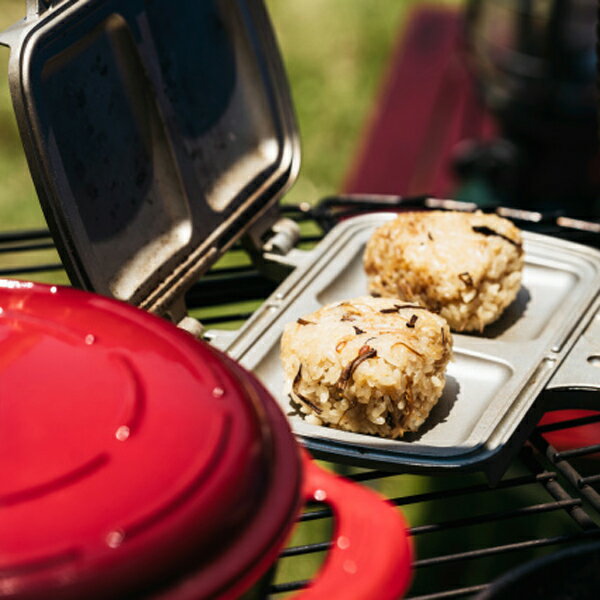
[280, 296, 452, 439]
[363, 211, 524, 332]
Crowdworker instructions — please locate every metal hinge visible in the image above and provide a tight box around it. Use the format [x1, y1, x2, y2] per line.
[160, 296, 206, 342]
[176, 215, 312, 344]
[242, 206, 312, 281]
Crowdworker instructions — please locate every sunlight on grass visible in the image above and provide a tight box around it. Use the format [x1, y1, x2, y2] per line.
[267, 0, 408, 206]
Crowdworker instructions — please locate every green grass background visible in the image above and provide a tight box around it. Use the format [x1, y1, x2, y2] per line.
[0, 2, 42, 230]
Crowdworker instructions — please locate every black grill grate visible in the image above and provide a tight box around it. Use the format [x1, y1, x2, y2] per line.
[2, 198, 600, 599]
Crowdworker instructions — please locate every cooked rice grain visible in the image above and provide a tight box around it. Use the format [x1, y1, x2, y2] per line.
[280, 297, 452, 439]
[364, 211, 524, 332]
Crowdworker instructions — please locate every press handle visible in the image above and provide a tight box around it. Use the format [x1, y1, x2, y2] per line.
[291, 450, 413, 600]
[545, 308, 600, 393]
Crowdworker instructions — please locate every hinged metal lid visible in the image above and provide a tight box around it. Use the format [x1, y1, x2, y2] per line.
[1, 0, 299, 316]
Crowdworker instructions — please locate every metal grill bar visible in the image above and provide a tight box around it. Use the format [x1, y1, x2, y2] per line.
[298, 470, 558, 523]
[270, 579, 310, 594]
[186, 272, 276, 308]
[530, 431, 600, 512]
[284, 498, 585, 556]
[409, 499, 584, 535]
[390, 472, 557, 506]
[518, 442, 599, 530]
[408, 584, 488, 600]
[281, 542, 330, 558]
[0, 228, 51, 242]
[580, 474, 600, 486]
[536, 413, 600, 433]
[0, 263, 63, 277]
[553, 445, 600, 461]
[414, 530, 600, 568]
[0, 241, 55, 254]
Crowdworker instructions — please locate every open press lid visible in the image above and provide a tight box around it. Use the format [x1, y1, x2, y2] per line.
[1, 0, 299, 316]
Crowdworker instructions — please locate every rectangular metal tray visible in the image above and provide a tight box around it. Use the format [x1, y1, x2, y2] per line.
[223, 213, 600, 482]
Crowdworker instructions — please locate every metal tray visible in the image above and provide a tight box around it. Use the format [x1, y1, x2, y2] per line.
[223, 213, 600, 482]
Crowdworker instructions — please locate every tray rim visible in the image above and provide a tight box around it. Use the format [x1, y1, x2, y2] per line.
[224, 213, 600, 479]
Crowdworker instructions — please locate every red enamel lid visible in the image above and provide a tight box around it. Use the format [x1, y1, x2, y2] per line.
[0, 280, 302, 599]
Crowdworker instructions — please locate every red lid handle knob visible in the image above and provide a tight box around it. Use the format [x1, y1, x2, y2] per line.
[291, 450, 413, 600]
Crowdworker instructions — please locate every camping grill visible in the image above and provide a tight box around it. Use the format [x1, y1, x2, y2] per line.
[2, 1, 600, 596]
[2, 197, 600, 598]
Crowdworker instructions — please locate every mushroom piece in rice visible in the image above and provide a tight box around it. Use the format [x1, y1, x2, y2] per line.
[280, 297, 452, 439]
[363, 211, 524, 332]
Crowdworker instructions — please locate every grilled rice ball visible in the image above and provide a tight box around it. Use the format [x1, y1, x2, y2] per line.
[280, 296, 452, 439]
[364, 211, 524, 332]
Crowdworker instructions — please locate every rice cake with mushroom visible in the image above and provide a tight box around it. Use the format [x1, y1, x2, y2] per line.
[280, 296, 452, 439]
[364, 211, 524, 332]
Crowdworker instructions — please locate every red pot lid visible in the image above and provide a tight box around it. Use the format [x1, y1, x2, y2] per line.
[0, 280, 302, 599]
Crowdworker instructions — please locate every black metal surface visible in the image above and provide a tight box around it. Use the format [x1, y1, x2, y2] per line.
[473, 541, 600, 599]
[3, 0, 299, 312]
[2, 199, 600, 599]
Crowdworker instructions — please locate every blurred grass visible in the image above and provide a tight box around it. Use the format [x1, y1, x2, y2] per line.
[266, 0, 408, 206]
[0, 1, 44, 230]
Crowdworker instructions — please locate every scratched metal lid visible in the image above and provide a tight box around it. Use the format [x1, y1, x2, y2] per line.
[1, 0, 298, 315]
